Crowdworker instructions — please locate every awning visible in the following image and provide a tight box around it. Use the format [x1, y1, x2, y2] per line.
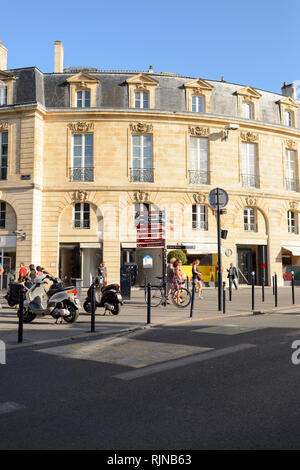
[282, 245, 300, 256]
[0, 235, 17, 248]
[186, 243, 223, 254]
[80, 242, 102, 249]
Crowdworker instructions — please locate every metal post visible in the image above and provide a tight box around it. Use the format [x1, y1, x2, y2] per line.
[272, 275, 275, 296]
[229, 276, 232, 301]
[147, 282, 151, 324]
[292, 271, 295, 305]
[251, 271, 255, 311]
[216, 188, 222, 311]
[91, 282, 96, 333]
[222, 281, 226, 314]
[186, 275, 189, 291]
[190, 280, 196, 318]
[275, 272, 278, 306]
[18, 285, 24, 343]
[262, 278, 265, 302]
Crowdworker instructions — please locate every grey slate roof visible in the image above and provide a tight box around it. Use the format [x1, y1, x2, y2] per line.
[2, 67, 299, 129]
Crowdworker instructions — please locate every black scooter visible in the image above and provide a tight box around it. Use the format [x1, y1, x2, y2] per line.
[83, 277, 123, 315]
[4, 280, 33, 307]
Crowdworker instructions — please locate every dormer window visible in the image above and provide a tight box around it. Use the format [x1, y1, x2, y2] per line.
[242, 101, 253, 119]
[285, 110, 294, 127]
[134, 91, 149, 109]
[0, 85, 7, 106]
[191, 95, 204, 113]
[76, 90, 91, 108]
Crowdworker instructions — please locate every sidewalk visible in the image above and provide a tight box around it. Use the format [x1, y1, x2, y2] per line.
[0, 286, 299, 349]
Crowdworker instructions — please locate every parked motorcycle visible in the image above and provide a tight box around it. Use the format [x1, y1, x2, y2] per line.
[19, 273, 80, 323]
[4, 280, 33, 307]
[83, 277, 123, 315]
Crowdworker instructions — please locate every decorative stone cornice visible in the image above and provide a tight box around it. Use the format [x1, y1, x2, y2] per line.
[193, 192, 206, 204]
[68, 121, 94, 132]
[0, 120, 8, 131]
[285, 139, 297, 150]
[188, 126, 209, 137]
[129, 122, 153, 134]
[240, 131, 258, 143]
[71, 190, 88, 202]
[289, 201, 298, 210]
[133, 191, 150, 203]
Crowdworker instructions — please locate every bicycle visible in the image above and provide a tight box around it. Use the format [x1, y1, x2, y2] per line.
[144, 276, 192, 308]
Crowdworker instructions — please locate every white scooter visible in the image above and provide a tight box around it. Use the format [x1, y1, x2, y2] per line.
[21, 272, 80, 323]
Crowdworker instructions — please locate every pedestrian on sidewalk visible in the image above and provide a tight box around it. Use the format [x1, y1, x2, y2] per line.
[192, 259, 204, 298]
[227, 262, 238, 290]
[97, 262, 107, 291]
[36, 266, 44, 276]
[0, 262, 3, 278]
[167, 257, 176, 296]
[28, 264, 36, 283]
[18, 262, 27, 282]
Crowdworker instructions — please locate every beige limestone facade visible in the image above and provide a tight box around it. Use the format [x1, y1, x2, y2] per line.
[1, 41, 300, 288]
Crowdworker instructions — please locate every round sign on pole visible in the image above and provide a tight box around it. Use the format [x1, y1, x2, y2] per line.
[208, 188, 229, 209]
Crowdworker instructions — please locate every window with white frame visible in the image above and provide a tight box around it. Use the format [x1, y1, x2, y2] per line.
[244, 207, 257, 231]
[189, 137, 209, 184]
[134, 91, 149, 109]
[288, 210, 297, 233]
[76, 90, 91, 108]
[241, 142, 258, 188]
[192, 204, 207, 230]
[285, 149, 297, 191]
[73, 202, 90, 229]
[285, 110, 294, 127]
[131, 134, 153, 182]
[0, 85, 7, 106]
[71, 133, 94, 181]
[0, 202, 5, 229]
[191, 95, 204, 113]
[242, 101, 253, 119]
[0, 132, 8, 180]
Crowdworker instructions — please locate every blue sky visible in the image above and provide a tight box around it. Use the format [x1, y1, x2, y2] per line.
[2, 0, 300, 94]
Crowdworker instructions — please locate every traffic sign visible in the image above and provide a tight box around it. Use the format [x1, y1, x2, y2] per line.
[208, 188, 229, 209]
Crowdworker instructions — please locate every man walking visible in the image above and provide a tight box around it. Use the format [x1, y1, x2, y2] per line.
[227, 262, 238, 290]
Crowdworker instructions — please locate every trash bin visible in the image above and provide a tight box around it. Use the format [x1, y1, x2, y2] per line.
[71, 278, 82, 300]
[120, 263, 138, 300]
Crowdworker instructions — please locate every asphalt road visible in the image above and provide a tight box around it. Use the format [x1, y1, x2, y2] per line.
[1, 311, 300, 451]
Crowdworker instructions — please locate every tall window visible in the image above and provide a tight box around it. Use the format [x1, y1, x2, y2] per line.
[285, 110, 294, 127]
[0, 202, 5, 229]
[0, 85, 7, 106]
[191, 95, 204, 112]
[288, 210, 297, 233]
[74, 203, 90, 229]
[244, 207, 257, 232]
[242, 101, 253, 119]
[76, 90, 91, 108]
[285, 149, 297, 191]
[192, 204, 207, 230]
[241, 142, 258, 188]
[189, 137, 209, 184]
[71, 133, 94, 181]
[134, 91, 149, 109]
[131, 134, 153, 182]
[0, 132, 8, 180]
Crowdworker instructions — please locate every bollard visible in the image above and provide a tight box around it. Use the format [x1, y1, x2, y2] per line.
[186, 275, 189, 291]
[292, 271, 295, 305]
[262, 278, 265, 303]
[147, 283, 151, 324]
[190, 280, 196, 318]
[251, 271, 255, 311]
[272, 275, 275, 296]
[274, 272, 278, 307]
[18, 285, 24, 343]
[229, 277, 232, 301]
[222, 281, 226, 314]
[91, 282, 96, 333]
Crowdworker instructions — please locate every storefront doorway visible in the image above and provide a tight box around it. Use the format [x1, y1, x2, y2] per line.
[237, 245, 268, 285]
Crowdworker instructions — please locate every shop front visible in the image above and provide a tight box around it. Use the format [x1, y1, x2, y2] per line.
[0, 235, 16, 289]
[237, 244, 268, 285]
[59, 242, 102, 288]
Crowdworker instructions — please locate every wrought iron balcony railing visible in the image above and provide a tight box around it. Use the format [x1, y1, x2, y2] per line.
[192, 220, 208, 231]
[241, 173, 259, 189]
[130, 168, 154, 183]
[189, 170, 211, 185]
[285, 178, 299, 192]
[70, 167, 94, 182]
[0, 166, 7, 180]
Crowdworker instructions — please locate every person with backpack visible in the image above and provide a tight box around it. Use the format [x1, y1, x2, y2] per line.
[192, 259, 204, 298]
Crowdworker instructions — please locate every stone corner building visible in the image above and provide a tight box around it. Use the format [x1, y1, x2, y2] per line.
[0, 39, 299, 288]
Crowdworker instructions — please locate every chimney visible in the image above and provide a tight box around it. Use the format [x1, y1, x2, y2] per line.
[281, 81, 297, 100]
[0, 40, 8, 71]
[54, 41, 64, 73]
